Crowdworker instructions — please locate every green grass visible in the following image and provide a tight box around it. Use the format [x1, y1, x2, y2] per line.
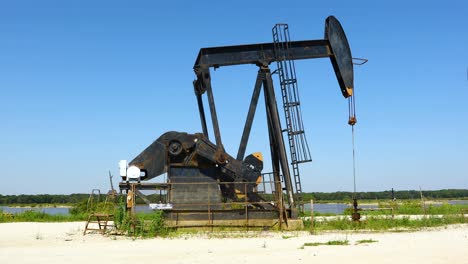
[113, 202, 172, 238]
[303, 201, 468, 220]
[365, 201, 468, 215]
[356, 239, 378, 244]
[301, 240, 349, 248]
[300, 211, 337, 217]
[2, 199, 467, 239]
[303, 214, 466, 232]
[0, 200, 173, 238]
[0, 210, 87, 223]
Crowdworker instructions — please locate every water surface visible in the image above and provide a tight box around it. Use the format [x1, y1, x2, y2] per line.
[0, 206, 69, 215]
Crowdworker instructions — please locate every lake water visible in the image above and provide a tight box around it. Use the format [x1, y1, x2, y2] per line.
[0, 206, 70, 215]
[1, 200, 466, 216]
[302, 203, 382, 214]
[448, 200, 468, 205]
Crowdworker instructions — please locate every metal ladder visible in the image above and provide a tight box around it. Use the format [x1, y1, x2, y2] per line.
[86, 189, 101, 212]
[272, 24, 312, 197]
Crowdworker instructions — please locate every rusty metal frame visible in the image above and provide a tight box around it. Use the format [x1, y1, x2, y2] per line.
[191, 16, 356, 221]
[120, 178, 285, 228]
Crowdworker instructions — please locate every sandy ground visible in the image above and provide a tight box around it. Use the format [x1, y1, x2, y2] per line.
[0, 222, 467, 264]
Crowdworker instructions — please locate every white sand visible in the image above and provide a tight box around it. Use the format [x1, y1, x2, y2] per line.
[1, 222, 467, 264]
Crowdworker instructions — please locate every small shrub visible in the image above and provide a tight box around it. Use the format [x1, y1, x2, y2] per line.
[69, 201, 88, 216]
[114, 205, 172, 238]
[146, 211, 169, 237]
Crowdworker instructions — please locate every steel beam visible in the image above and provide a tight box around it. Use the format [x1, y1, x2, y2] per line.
[202, 68, 224, 151]
[194, 40, 330, 68]
[236, 70, 264, 161]
[263, 68, 295, 209]
[195, 91, 209, 139]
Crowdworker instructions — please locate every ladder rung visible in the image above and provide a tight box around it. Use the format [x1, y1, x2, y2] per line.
[290, 130, 304, 135]
[292, 159, 312, 165]
[281, 79, 297, 85]
[285, 102, 300, 107]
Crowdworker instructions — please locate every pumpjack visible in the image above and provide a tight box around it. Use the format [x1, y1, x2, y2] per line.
[119, 16, 357, 227]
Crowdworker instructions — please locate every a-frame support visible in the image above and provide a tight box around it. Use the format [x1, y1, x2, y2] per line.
[194, 65, 298, 219]
[236, 66, 296, 215]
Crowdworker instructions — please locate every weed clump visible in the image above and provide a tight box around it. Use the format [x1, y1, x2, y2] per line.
[301, 240, 349, 248]
[114, 200, 171, 238]
[356, 239, 378, 244]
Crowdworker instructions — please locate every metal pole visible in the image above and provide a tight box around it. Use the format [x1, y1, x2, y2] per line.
[310, 199, 314, 234]
[208, 185, 211, 227]
[131, 184, 136, 216]
[245, 183, 248, 229]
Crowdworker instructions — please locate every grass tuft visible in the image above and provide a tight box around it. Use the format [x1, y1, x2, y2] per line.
[356, 239, 378, 244]
[302, 240, 349, 247]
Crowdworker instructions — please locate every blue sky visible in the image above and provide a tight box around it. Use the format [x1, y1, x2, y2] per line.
[0, 1, 467, 194]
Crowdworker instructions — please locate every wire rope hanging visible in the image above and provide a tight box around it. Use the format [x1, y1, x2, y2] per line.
[348, 79, 360, 221]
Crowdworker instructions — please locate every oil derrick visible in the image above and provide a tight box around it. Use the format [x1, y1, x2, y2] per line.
[118, 16, 360, 229]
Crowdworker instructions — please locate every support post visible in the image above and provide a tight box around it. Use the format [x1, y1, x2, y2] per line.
[263, 68, 296, 210]
[237, 70, 264, 161]
[195, 90, 209, 139]
[202, 68, 224, 150]
[264, 82, 284, 228]
[310, 200, 314, 234]
[244, 183, 248, 229]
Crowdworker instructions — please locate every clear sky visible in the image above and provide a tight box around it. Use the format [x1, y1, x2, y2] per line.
[1, 1, 467, 195]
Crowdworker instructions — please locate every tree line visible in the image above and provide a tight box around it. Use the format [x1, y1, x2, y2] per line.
[1, 189, 467, 205]
[0, 194, 89, 205]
